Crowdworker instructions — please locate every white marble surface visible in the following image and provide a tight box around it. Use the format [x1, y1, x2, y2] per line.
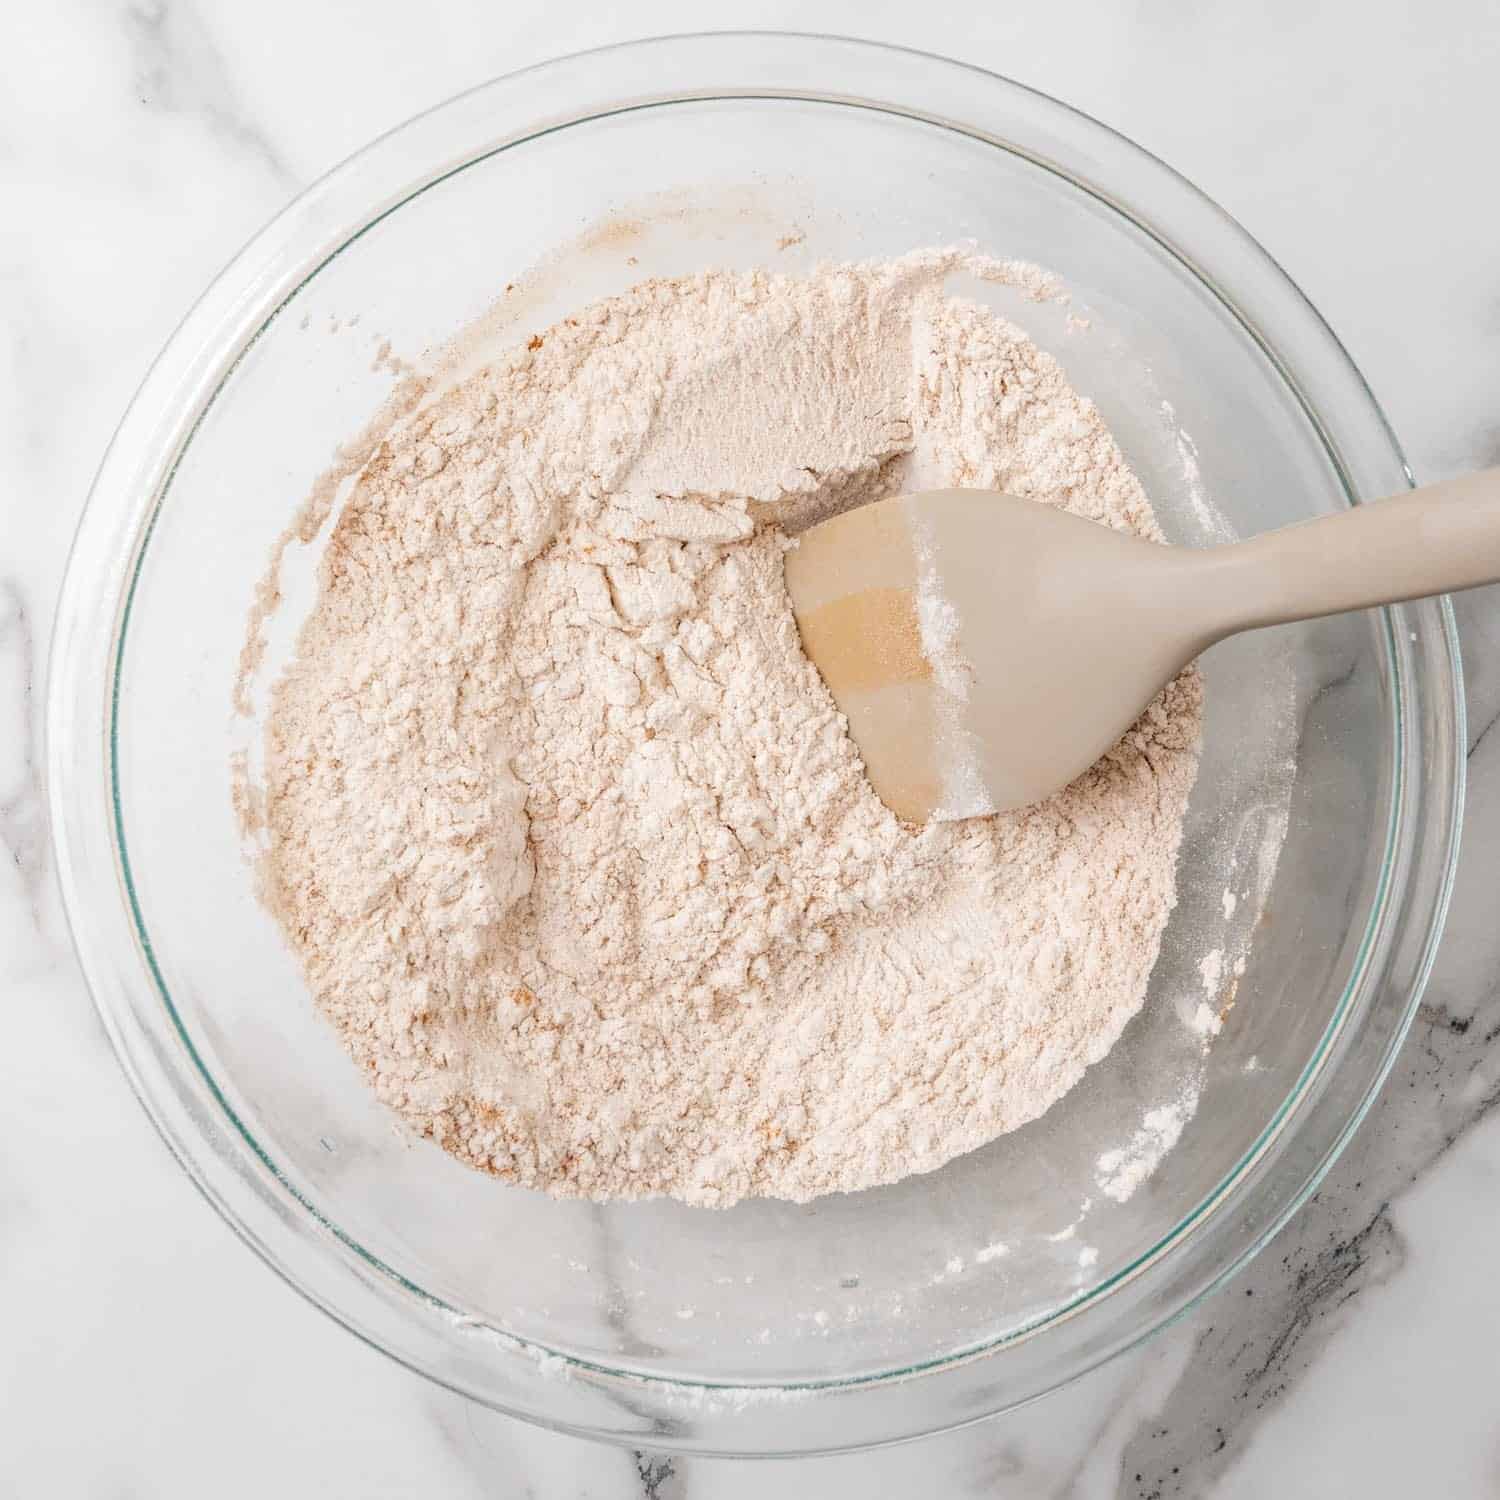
[5, 2, 1500, 1494]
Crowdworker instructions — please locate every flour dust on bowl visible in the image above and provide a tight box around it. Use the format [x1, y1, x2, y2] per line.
[48, 35, 1462, 1455]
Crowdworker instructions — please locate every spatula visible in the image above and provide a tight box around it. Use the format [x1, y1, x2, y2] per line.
[783, 469, 1500, 822]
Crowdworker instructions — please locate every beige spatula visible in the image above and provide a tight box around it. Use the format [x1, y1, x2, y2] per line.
[784, 469, 1500, 822]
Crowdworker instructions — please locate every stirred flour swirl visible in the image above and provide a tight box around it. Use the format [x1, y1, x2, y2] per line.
[255, 249, 1202, 1207]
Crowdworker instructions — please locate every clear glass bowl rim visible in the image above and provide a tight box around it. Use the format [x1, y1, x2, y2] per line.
[46, 31, 1464, 1456]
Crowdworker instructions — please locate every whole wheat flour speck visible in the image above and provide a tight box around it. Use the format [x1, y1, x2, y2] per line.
[254, 248, 1203, 1207]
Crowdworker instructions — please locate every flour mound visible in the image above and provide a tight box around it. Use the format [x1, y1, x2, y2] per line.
[259, 250, 1202, 1207]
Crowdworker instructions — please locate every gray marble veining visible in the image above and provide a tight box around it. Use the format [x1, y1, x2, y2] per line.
[0, 581, 47, 930]
[123, 0, 297, 185]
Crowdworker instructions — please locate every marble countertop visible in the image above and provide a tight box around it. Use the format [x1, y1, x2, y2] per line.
[5, 3, 1499, 1495]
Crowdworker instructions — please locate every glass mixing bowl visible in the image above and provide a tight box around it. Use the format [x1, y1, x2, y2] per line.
[49, 34, 1463, 1455]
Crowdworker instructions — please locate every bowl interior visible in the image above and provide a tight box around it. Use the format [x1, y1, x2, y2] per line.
[113, 97, 1399, 1386]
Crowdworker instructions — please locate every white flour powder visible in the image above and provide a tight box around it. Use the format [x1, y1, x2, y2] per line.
[257, 249, 1202, 1207]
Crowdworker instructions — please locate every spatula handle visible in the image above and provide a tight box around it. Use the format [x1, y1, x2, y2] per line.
[1198, 468, 1500, 637]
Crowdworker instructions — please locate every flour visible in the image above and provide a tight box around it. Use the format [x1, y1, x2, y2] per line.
[255, 248, 1203, 1207]
[1095, 1090, 1199, 1204]
[911, 510, 994, 821]
[1198, 947, 1225, 998]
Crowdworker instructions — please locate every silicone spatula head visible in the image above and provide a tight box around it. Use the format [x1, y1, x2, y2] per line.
[782, 489, 1208, 821]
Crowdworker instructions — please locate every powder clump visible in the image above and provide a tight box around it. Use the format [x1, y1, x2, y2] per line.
[257, 249, 1202, 1207]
